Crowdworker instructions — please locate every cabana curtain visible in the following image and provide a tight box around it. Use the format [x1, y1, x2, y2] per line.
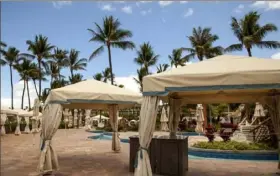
[15, 115, 21, 135]
[262, 95, 280, 169]
[24, 117, 30, 133]
[135, 96, 159, 176]
[168, 98, 182, 138]
[38, 103, 62, 173]
[1, 114, 7, 135]
[108, 104, 121, 152]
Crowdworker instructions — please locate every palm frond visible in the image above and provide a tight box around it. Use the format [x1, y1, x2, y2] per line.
[111, 41, 135, 50]
[254, 41, 280, 49]
[89, 45, 105, 61]
[224, 44, 243, 52]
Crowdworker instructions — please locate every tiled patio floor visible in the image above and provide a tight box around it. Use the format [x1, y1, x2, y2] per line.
[1, 129, 278, 176]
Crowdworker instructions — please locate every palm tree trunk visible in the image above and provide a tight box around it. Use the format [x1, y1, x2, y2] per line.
[21, 80, 26, 109]
[107, 45, 114, 85]
[50, 76, 53, 88]
[33, 79, 39, 97]
[38, 59, 42, 100]
[246, 48, 252, 57]
[70, 69, 73, 80]
[26, 80, 31, 110]
[9, 65, 14, 109]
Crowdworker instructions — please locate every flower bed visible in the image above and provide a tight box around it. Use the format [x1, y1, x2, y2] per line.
[193, 141, 273, 150]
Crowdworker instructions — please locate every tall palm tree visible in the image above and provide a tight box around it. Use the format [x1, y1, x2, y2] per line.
[88, 15, 135, 85]
[93, 73, 103, 81]
[69, 73, 84, 84]
[133, 67, 148, 93]
[30, 65, 47, 98]
[26, 35, 55, 99]
[102, 67, 114, 83]
[157, 64, 169, 73]
[52, 48, 68, 79]
[51, 78, 69, 89]
[181, 27, 223, 61]
[65, 49, 87, 80]
[225, 11, 280, 57]
[0, 47, 21, 109]
[169, 49, 186, 68]
[134, 42, 159, 73]
[47, 61, 64, 88]
[14, 59, 37, 109]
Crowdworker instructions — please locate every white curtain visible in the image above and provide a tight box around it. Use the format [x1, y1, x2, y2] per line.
[73, 109, 78, 128]
[24, 117, 30, 133]
[134, 96, 159, 176]
[37, 103, 62, 173]
[1, 114, 7, 135]
[85, 109, 92, 130]
[15, 115, 21, 135]
[108, 105, 121, 152]
[168, 98, 182, 138]
[262, 95, 280, 169]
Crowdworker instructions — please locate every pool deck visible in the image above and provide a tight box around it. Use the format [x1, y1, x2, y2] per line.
[1, 129, 278, 176]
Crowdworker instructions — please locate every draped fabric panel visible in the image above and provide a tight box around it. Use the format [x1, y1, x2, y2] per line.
[134, 96, 159, 176]
[108, 105, 121, 152]
[168, 98, 183, 138]
[1, 114, 7, 135]
[261, 95, 280, 169]
[24, 117, 30, 133]
[15, 115, 21, 135]
[38, 104, 62, 173]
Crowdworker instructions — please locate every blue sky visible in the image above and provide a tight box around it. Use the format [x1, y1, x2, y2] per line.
[1, 1, 280, 108]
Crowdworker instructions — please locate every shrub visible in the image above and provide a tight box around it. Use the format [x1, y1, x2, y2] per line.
[192, 141, 273, 150]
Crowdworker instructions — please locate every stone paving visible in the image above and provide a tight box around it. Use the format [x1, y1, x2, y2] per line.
[1, 129, 278, 176]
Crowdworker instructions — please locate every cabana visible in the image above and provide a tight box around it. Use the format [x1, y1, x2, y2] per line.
[135, 55, 280, 175]
[1, 108, 19, 135]
[38, 79, 142, 173]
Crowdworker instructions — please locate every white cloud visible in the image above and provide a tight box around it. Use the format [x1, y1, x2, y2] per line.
[140, 8, 152, 16]
[52, 1, 72, 9]
[251, 1, 280, 11]
[136, 1, 152, 7]
[114, 1, 125, 3]
[1, 81, 38, 109]
[271, 52, 280, 59]
[161, 17, 166, 23]
[183, 8, 194, 18]
[122, 6, 132, 14]
[179, 1, 188, 4]
[101, 4, 116, 11]
[234, 4, 244, 13]
[159, 1, 173, 7]
[114, 75, 140, 93]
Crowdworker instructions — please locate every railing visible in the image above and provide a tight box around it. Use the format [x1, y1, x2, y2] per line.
[250, 117, 272, 142]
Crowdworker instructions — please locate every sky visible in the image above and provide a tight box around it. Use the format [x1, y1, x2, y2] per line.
[1, 1, 280, 108]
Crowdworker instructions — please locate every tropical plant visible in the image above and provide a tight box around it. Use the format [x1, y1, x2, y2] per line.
[169, 49, 186, 68]
[47, 61, 64, 87]
[69, 73, 84, 84]
[102, 67, 114, 83]
[88, 15, 135, 85]
[51, 78, 69, 89]
[156, 64, 169, 73]
[65, 49, 87, 80]
[134, 42, 159, 73]
[29, 65, 48, 98]
[225, 11, 280, 57]
[118, 84, 124, 88]
[93, 73, 103, 81]
[0, 41, 6, 47]
[181, 27, 223, 61]
[26, 34, 55, 99]
[134, 67, 148, 92]
[52, 48, 68, 79]
[14, 59, 37, 109]
[0, 47, 21, 109]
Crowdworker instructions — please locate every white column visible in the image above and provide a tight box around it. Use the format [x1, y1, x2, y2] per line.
[1, 114, 7, 135]
[14, 115, 21, 135]
[78, 110, 83, 128]
[63, 109, 69, 128]
[24, 117, 31, 133]
[85, 109, 92, 130]
[73, 109, 78, 128]
[68, 110, 73, 128]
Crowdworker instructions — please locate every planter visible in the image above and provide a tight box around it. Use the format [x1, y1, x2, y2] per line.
[189, 147, 278, 161]
[129, 135, 188, 176]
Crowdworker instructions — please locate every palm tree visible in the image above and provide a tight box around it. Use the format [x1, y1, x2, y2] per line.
[102, 67, 114, 83]
[0, 41, 6, 47]
[157, 64, 169, 73]
[51, 78, 69, 89]
[133, 67, 148, 92]
[118, 84, 124, 88]
[88, 15, 135, 85]
[52, 48, 68, 79]
[134, 42, 159, 73]
[47, 61, 64, 88]
[69, 73, 84, 84]
[14, 59, 37, 109]
[225, 11, 280, 57]
[65, 49, 87, 80]
[30, 65, 47, 98]
[26, 35, 55, 99]
[0, 47, 21, 109]
[181, 27, 223, 61]
[93, 73, 103, 81]
[169, 49, 186, 68]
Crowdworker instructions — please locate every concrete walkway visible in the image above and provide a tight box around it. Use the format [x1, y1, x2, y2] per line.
[1, 129, 278, 176]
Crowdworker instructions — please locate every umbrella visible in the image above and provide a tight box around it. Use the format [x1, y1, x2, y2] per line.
[160, 107, 169, 131]
[195, 104, 204, 134]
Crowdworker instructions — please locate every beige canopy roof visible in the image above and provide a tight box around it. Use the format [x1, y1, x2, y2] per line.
[1, 107, 18, 115]
[143, 55, 280, 103]
[45, 79, 142, 109]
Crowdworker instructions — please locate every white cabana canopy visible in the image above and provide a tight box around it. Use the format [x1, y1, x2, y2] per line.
[14, 109, 33, 117]
[1, 107, 19, 115]
[45, 79, 142, 109]
[92, 115, 109, 120]
[135, 55, 280, 175]
[39, 79, 142, 174]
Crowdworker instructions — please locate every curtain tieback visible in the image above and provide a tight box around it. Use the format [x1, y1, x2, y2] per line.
[134, 146, 149, 168]
[40, 140, 51, 151]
